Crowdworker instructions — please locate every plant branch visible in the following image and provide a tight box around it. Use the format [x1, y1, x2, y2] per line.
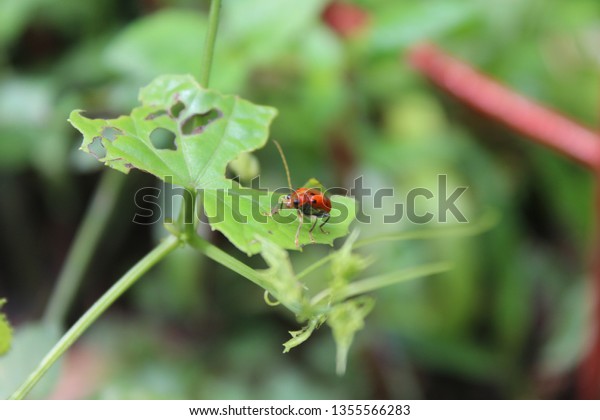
[297, 211, 498, 281]
[177, 188, 197, 241]
[43, 171, 126, 326]
[199, 0, 222, 87]
[310, 262, 451, 306]
[408, 43, 600, 170]
[188, 235, 301, 313]
[9, 235, 181, 400]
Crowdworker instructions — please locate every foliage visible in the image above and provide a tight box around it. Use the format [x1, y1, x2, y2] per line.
[0, 0, 598, 400]
[72, 75, 277, 190]
[69, 71, 445, 376]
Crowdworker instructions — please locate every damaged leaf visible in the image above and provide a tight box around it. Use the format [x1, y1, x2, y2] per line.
[70, 75, 277, 189]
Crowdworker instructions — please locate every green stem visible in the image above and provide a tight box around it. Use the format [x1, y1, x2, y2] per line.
[12, 0, 227, 400]
[178, 188, 197, 241]
[199, 0, 222, 87]
[310, 262, 451, 307]
[296, 212, 498, 280]
[43, 171, 126, 325]
[189, 235, 265, 289]
[188, 235, 300, 313]
[9, 235, 181, 400]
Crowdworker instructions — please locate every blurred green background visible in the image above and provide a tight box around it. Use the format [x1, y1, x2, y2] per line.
[1, 0, 599, 399]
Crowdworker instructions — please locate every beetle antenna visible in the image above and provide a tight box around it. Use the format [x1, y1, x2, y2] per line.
[273, 140, 293, 191]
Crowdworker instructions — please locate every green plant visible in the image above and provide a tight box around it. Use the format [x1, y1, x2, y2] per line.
[0, 299, 11, 356]
[4, 0, 489, 400]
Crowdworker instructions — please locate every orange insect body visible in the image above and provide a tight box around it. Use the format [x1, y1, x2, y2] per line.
[281, 188, 332, 216]
[269, 142, 332, 247]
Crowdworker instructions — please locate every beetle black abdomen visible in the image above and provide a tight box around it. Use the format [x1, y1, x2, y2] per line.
[299, 202, 328, 218]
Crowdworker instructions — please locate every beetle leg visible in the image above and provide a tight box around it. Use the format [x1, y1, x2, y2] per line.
[295, 211, 304, 248]
[308, 216, 318, 243]
[319, 214, 330, 234]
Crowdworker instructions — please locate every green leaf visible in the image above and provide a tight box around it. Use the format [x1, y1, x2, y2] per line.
[70, 74, 277, 190]
[0, 299, 12, 356]
[329, 230, 373, 294]
[369, 0, 477, 53]
[282, 316, 324, 353]
[104, 10, 207, 84]
[202, 180, 357, 255]
[327, 297, 374, 375]
[0, 0, 46, 51]
[301, 178, 326, 191]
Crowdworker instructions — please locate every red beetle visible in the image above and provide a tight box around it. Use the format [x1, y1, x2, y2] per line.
[268, 141, 331, 247]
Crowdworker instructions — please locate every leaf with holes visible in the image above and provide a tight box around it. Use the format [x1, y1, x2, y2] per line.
[202, 180, 356, 255]
[70, 75, 277, 189]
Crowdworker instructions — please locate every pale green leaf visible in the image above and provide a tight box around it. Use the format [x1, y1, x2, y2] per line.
[202, 180, 357, 255]
[326, 297, 375, 375]
[105, 10, 207, 83]
[282, 317, 324, 353]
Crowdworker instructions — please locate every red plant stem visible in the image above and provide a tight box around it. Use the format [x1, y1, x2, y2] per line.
[581, 178, 600, 399]
[408, 43, 600, 170]
[408, 42, 600, 398]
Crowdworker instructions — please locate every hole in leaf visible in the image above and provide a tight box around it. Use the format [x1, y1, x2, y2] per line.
[150, 128, 177, 150]
[181, 109, 222, 135]
[146, 110, 167, 120]
[169, 101, 185, 119]
[101, 126, 123, 142]
[89, 136, 106, 159]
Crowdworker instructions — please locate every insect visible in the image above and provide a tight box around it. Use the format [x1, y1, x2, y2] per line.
[268, 141, 332, 248]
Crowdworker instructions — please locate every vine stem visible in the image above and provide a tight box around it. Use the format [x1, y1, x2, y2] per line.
[9, 235, 181, 400]
[43, 171, 126, 325]
[11, 0, 226, 400]
[188, 235, 301, 314]
[296, 211, 497, 281]
[199, 0, 222, 87]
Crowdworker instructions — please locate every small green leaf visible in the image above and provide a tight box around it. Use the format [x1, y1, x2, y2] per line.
[282, 316, 324, 353]
[327, 297, 375, 375]
[301, 178, 325, 191]
[0, 299, 12, 356]
[202, 180, 357, 255]
[329, 230, 373, 293]
[70, 75, 277, 189]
